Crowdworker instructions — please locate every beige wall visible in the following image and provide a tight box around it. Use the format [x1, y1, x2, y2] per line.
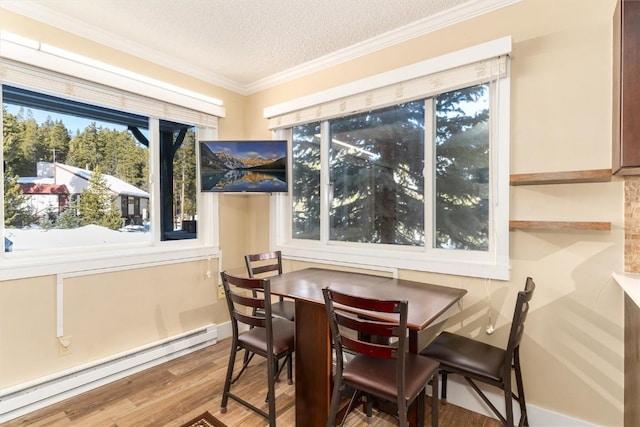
[0, 0, 625, 425]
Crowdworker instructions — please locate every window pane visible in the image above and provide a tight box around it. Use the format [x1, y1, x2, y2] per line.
[434, 83, 490, 250]
[329, 102, 425, 246]
[2, 99, 150, 251]
[291, 122, 321, 240]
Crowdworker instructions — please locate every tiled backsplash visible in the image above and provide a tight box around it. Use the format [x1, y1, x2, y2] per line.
[626, 176, 640, 273]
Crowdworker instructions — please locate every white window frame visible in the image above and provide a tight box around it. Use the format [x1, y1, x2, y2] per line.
[0, 35, 224, 281]
[266, 37, 511, 280]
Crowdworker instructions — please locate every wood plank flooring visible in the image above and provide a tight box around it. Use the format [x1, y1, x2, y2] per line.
[1, 337, 501, 427]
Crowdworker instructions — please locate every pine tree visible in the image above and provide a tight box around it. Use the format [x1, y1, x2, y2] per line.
[3, 167, 35, 227]
[67, 122, 102, 170]
[79, 166, 122, 230]
[173, 129, 197, 222]
[56, 198, 82, 229]
[40, 117, 70, 163]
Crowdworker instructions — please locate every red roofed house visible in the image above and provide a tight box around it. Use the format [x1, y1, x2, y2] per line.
[17, 182, 69, 219]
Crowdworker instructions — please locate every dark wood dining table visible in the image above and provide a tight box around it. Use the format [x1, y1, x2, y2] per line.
[268, 267, 467, 427]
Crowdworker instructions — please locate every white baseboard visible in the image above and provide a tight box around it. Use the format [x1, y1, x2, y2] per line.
[436, 377, 598, 427]
[0, 324, 217, 423]
[215, 320, 233, 341]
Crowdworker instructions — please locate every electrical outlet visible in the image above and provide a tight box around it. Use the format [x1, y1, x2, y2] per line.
[218, 285, 225, 300]
[58, 335, 72, 356]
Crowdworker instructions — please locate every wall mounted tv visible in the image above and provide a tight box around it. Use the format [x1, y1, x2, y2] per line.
[199, 140, 288, 193]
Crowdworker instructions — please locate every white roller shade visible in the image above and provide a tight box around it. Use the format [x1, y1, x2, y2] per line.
[0, 39, 223, 127]
[265, 36, 511, 129]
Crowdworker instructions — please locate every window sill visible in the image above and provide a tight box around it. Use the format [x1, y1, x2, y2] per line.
[0, 243, 220, 281]
[278, 244, 509, 281]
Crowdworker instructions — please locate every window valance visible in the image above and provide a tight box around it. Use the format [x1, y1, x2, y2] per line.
[264, 36, 511, 130]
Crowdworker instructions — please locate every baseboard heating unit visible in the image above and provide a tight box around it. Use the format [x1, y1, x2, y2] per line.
[0, 324, 217, 423]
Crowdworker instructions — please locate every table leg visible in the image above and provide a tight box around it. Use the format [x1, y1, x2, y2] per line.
[294, 299, 331, 427]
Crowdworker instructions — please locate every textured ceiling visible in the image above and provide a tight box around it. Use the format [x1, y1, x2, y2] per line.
[1, 0, 513, 94]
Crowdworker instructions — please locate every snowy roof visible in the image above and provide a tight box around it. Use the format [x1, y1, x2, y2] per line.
[56, 163, 149, 198]
[17, 177, 54, 184]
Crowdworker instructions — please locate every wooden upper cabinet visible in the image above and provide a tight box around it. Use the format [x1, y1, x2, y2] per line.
[614, 0, 640, 175]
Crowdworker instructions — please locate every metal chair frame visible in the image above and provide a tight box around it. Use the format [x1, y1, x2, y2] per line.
[323, 287, 439, 427]
[422, 277, 535, 427]
[219, 271, 294, 426]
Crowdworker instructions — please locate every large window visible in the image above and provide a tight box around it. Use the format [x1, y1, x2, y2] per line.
[292, 84, 488, 248]
[0, 39, 223, 279]
[271, 38, 511, 279]
[2, 88, 200, 252]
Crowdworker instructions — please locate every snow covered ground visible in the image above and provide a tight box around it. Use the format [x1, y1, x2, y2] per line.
[5, 224, 149, 251]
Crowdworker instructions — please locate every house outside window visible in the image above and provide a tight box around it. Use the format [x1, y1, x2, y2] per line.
[269, 38, 511, 280]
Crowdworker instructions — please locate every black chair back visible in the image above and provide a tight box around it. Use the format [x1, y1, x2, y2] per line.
[245, 250, 283, 277]
[505, 277, 535, 360]
[219, 271, 294, 425]
[244, 250, 295, 321]
[221, 271, 273, 336]
[420, 276, 536, 427]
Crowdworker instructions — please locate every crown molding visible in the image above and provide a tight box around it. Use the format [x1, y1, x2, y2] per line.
[246, 0, 520, 94]
[1, 0, 519, 96]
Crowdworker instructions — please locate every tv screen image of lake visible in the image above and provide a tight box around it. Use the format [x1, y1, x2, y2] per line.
[200, 141, 288, 193]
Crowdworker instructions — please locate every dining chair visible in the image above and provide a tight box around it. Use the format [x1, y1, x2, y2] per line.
[420, 277, 535, 427]
[245, 250, 295, 321]
[219, 271, 294, 426]
[322, 287, 440, 427]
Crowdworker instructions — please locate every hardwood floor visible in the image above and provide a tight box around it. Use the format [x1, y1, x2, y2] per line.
[1, 337, 501, 427]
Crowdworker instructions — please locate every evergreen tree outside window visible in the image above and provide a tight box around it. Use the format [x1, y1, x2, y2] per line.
[292, 122, 321, 240]
[290, 89, 489, 250]
[328, 102, 425, 246]
[434, 84, 490, 251]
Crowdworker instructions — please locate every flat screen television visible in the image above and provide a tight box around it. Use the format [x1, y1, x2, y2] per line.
[199, 140, 288, 193]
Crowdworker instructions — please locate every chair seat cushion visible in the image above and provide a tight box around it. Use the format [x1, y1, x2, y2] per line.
[420, 331, 506, 383]
[238, 318, 295, 357]
[271, 300, 295, 321]
[343, 352, 439, 403]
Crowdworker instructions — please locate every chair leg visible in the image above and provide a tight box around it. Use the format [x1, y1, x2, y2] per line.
[287, 352, 293, 385]
[441, 371, 448, 403]
[514, 351, 528, 427]
[504, 373, 514, 427]
[415, 388, 426, 427]
[397, 395, 407, 427]
[269, 353, 294, 386]
[326, 377, 343, 427]
[431, 371, 439, 427]
[220, 342, 238, 413]
[267, 352, 277, 427]
[231, 351, 255, 384]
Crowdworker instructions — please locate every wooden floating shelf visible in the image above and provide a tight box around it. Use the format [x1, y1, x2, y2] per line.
[510, 169, 612, 186]
[509, 220, 611, 231]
